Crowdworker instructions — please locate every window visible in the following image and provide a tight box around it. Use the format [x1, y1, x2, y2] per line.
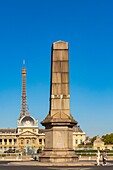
[14, 139, 16, 144]
[9, 139, 12, 145]
[39, 139, 42, 144]
[0, 139, 2, 145]
[75, 140, 78, 144]
[4, 139, 7, 145]
[21, 140, 24, 145]
[97, 147, 100, 150]
[80, 140, 82, 144]
[27, 140, 29, 144]
[32, 139, 35, 144]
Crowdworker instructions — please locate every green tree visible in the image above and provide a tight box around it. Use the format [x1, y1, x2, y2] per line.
[102, 133, 113, 145]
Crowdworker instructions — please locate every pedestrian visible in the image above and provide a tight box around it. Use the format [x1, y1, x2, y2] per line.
[102, 151, 107, 165]
[96, 150, 100, 166]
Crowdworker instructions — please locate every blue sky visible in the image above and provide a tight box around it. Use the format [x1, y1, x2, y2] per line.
[0, 0, 113, 137]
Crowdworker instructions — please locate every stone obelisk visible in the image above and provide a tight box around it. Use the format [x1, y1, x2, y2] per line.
[39, 41, 78, 162]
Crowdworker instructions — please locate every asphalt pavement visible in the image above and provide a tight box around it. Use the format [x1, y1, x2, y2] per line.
[0, 165, 113, 170]
[0, 160, 113, 170]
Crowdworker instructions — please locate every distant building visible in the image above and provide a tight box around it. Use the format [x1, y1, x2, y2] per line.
[93, 136, 104, 150]
[73, 125, 86, 149]
[84, 136, 92, 145]
[0, 63, 85, 153]
[93, 136, 113, 150]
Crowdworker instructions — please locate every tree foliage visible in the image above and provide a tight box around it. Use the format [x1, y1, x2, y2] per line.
[102, 133, 113, 145]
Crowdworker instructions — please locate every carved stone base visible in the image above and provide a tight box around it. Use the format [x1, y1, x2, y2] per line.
[39, 149, 78, 163]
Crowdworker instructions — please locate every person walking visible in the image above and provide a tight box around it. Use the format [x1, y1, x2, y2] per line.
[102, 151, 107, 165]
[96, 150, 100, 166]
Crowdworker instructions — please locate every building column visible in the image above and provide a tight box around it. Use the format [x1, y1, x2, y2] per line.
[12, 139, 14, 146]
[7, 139, 9, 145]
[2, 138, 4, 145]
[2, 139, 4, 151]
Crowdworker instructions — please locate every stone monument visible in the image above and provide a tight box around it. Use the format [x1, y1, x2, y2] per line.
[39, 41, 78, 162]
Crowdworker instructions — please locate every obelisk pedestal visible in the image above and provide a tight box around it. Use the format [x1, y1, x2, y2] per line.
[39, 41, 78, 162]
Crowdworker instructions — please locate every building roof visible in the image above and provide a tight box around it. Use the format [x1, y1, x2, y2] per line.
[0, 126, 84, 134]
[73, 125, 83, 132]
[0, 128, 17, 133]
[93, 136, 104, 144]
[38, 128, 45, 134]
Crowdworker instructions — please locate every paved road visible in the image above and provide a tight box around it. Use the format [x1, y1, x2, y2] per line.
[0, 166, 113, 170]
[0, 161, 113, 170]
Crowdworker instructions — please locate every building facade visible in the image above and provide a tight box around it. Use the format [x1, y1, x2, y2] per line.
[73, 126, 86, 149]
[93, 136, 113, 150]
